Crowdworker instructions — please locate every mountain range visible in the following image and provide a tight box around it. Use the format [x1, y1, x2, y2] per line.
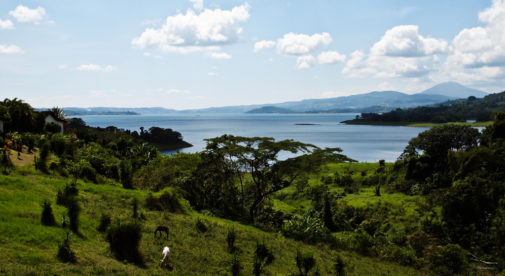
[59, 82, 488, 115]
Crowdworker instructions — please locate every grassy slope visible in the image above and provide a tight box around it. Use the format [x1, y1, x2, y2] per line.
[0, 167, 428, 275]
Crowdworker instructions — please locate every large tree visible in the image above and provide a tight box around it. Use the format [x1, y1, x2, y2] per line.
[203, 135, 354, 222]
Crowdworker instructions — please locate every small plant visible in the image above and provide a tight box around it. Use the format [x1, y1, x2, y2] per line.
[195, 218, 208, 233]
[132, 198, 138, 218]
[334, 254, 346, 276]
[56, 181, 78, 207]
[119, 159, 133, 189]
[61, 214, 68, 228]
[57, 233, 77, 263]
[253, 240, 274, 276]
[97, 213, 111, 232]
[106, 220, 144, 266]
[375, 185, 381, 196]
[67, 197, 80, 233]
[231, 254, 241, 276]
[227, 227, 236, 253]
[41, 200, 56, 226]
[295, 249, 316, 276]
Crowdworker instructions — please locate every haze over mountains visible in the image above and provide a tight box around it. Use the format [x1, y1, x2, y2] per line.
[61, 82, 487, 115]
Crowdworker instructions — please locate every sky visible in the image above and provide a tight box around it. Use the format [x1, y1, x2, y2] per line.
[0, 0, 504, 109]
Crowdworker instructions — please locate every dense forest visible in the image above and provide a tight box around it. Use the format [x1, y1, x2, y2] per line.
[1, 98, 505, 275]
[344, 90, 505, 124]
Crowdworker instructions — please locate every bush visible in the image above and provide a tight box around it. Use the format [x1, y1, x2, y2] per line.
[45, 122, 61, 134]
[56, 182, 78, 207]
[67, 197, 80, 233]
[106, 220, 144, 265]
[227, 227, 236, 253]
[57, 233, 77, 263]
[97, 213, 111, 232]
[50, 134, 66, 156]
[296, 249, 316, 276]
[426, 244, 469, 275]
[145, 190, 185, 213]
[119, 159, 133, 189]
[41, 200, 56, 226]
[231, 254, 241, 276]
[334, 254, 346, 276]
[253, 241, 274, 276]
[195, 218, 208, 233]
[132, 198, 138, 218]
[282, 210, 331, 244]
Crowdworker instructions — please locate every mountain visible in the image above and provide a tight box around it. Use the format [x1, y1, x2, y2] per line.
[420, 82, 488, 98]
[246, 106, 295, 113]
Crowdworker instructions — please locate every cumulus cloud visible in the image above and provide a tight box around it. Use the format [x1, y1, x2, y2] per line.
[189, 0, 204, 11]
[277, 32, 331, 55]
[370, 25, 448, 57]
[254, 40, 275, 52]
[132, 3, 250, 54]
[207, 52, 232, 59]
[343, 25, 446, 78]
[318, 51, 346, 64]
[0, 18, 14, 29]
[77, 64, 117, 72]
[9, 5, 46, 24]
[296, 55, 316, 69]
[0, 44, 23, 54]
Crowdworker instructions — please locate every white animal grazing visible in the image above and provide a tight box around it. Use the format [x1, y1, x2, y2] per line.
[160, 246, 170, 267]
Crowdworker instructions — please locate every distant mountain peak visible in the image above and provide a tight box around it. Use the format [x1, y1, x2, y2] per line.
[420, 82, 488, 98]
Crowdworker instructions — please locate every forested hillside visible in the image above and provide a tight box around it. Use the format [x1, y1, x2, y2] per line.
[345, 91, 505, 124]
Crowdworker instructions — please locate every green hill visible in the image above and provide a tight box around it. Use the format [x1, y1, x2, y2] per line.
[0, 168, 424, 275]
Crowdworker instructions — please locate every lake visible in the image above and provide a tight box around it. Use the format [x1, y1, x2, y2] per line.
[76, 113, 428, 162]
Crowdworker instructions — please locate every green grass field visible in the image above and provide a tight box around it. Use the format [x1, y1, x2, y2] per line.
[0, 167, 430, 275]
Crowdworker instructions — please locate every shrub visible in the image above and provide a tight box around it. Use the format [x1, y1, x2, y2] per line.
[41, 200, 56, 226]
[231, 254, 241, 276]
[227, 227, 236, 253]
[132, 198, 138, 218]
[56, 182, 78, 207]
[253, 241, 274, 276]
[106, 220, 144, 265]
[409, 231, 432, 257]
[45, 122, 61, 134]
[426, 244, 469, 275]
[67, 197, 80, 233]
[119, 159, 133, 189]
[50, 134, 66, 156]
[0, 147, 13, 174]
[282, 210, 332, 244]
[195, 218, 208, 233]
[334, 254, 346, 276]
[97, 213, 111, 232]
[57, 233, 77, 263]
[296, 249, 316, 276]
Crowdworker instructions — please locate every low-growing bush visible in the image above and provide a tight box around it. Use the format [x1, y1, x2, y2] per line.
[195, 218, 208, 233]
[253, 241, 274, 276]
[295, 249, 316, 276]
[57, 233, 77, 263]
[97, 213, 111, 232]
[231, 254, 241, 276]
[41, 200, 56, 226]
[106, 220, 144, 266]
[227, 227, 236, 253]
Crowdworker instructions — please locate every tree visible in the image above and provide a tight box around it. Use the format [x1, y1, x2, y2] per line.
[203, 135, 354, 222]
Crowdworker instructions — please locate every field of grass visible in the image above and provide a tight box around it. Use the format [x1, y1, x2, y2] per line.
[0, 167, 430, 275]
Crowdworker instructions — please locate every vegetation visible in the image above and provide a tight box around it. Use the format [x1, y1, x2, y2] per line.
[344, 91, 505, 124]
[2, 97, 505, 274]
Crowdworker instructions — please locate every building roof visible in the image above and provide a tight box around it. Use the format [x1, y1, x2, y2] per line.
[41, 111, 66, 123]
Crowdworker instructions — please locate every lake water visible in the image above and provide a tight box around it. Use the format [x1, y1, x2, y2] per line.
[76, 113, 428, 162]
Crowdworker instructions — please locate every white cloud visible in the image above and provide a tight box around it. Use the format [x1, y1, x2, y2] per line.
[254, 40, 275, 52]
[277, 32, 331, 55]
[207, 52, 232, 59]
[189, 0, 204, 11]
[370, 25, 448, 57]
[208, 71, 217, 76]
[296, 55, 315, 69]
[132, 3, 250, 54]
[0, 44, 23, 54]
[9, 5, 46, 24]
[318, 51, 346, 64]
[77, 64, 117, 72]
[57, 64, 68, 70]
[439, 0, 505, 86]
[0, 19, 14, 29]
[343, 25, 446, 79]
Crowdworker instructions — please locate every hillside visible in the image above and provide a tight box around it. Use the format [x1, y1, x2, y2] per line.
[0, 167, 425, 275]
[246, 106, 295, 114]
[344, 90, 505, 125]
[420, 82, 488, 98]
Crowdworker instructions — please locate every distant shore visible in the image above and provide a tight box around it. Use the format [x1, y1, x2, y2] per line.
[341, 120, 493, 127]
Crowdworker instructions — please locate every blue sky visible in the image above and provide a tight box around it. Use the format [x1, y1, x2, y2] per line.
[1, 0, 503, 109]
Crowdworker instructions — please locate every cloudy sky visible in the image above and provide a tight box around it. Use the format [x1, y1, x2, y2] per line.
[1, 0, 504, 109]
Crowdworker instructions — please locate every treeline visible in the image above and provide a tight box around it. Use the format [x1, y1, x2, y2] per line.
[347, 91, 505, 123]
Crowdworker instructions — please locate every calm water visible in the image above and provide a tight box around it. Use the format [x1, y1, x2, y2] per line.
[77, 113, 428, 162]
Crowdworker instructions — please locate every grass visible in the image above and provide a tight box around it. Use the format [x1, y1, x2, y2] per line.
[0, 167, 429, 275]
